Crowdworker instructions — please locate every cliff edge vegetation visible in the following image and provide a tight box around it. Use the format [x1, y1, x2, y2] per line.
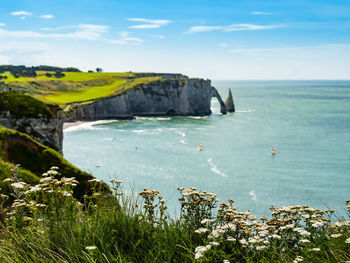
[0, 127, 99, 198]
[1, 68, 162, 106]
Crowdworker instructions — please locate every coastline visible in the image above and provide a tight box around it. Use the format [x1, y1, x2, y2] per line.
[63, 121, 88, 130]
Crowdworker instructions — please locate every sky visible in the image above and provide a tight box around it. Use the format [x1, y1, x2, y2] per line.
[0, 0, 350, 80]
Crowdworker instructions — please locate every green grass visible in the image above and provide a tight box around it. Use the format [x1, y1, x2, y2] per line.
[39, 79, 127, 104]
[0, 91, 56, 118]
[0, 127, 106, 199]
[0, 172, 349, 263]
[1, 71, 161, 105]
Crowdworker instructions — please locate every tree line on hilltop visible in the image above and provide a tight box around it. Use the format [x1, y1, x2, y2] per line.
[0, 65, 81, 79]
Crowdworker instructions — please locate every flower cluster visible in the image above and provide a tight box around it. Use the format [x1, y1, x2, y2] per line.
[139, 188, 167, 225]
[177, 187, 218, 229]
[193, 199, 349, 261]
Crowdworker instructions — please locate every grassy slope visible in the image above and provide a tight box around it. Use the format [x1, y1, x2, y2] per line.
[0, 91, 56, 118]
[0, 127, 101, 198]
[1, 71, 160, 105]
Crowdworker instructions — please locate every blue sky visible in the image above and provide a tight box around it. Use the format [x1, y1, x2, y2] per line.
[0, 0, 350, 79]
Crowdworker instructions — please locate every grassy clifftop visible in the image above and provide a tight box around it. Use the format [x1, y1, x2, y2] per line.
[0, 91, 57, 118]
[0, 127, 99, 198]
[1, 70, 161, 106]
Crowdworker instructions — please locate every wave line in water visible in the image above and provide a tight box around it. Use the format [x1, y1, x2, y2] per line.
[64, 120, 118, 132]
[249, 190, 257, 201]
[207, 158, 227, 177]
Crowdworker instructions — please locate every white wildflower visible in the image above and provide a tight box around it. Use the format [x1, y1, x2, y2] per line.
[3, 178, 14, 183]
[330, 233, 342, 238]
[11, 182, 27, 190]
[110, 179, 123, 184]
[88, 178, 101, 183]
[223, 260, 230, 263]
[256, 245, 267, 250]
[239, 238, 248, 245]
[85, 246, 97, 250]
[309, 248, 320, 252]
[227, 236, 236, 242]
[345, 238, 350, 244]
[293, 256, 303, 262]
[195, 228, 209, 234]
[312, 221, 324, 228]
[300, 239, 310, 243]
[201, 218, 213, 224]
[209, 241, 220, 246]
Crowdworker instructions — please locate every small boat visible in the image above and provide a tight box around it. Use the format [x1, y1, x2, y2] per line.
[96, 164, 102, 167]
[199, 143, 203, 151]
[271, 146, 276, 155]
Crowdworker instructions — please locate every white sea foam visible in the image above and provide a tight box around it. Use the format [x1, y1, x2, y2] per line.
[249, 190, 257, 201]
[135, 117, 172, 121]
[237, 109, 255, 113]
[132, 128, 163, 134]
[176, 131, 186, 137]
[189, 116, 209, 119]
[64, 120, 118, 132]
[207, 158, 227, 178]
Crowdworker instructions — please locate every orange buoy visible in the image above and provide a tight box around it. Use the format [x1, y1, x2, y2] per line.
[199, 143, 203, 151]
[271, 146, 276, 155]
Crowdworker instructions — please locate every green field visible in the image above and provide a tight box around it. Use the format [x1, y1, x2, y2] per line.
[1, 71, 160, 105]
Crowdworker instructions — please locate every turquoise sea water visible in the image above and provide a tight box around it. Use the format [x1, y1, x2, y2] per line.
[63, 81, 350, 218]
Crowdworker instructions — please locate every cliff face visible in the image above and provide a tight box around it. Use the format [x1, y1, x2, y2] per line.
[0, 92, 64, 154]
[69, 78, 226, 121]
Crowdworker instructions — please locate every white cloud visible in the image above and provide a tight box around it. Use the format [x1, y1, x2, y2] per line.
[186, 24, 285, 34]
[0, 24, 109, 41]
[39, 14, 54, 19]
[252, 11, 273, 15]
[219, 42, 228, 48]
[127, 18, 171, 29]
[11, 11, 32, 16]
[229, 44, 350, 56]
[109, 31, 143, 45]
[0, 23, 5, 27]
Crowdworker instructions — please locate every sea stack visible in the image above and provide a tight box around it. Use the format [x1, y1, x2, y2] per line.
[224, 88, 235, 112]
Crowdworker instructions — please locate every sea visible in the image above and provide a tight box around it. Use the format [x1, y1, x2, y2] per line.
[63, 80, 350, 218]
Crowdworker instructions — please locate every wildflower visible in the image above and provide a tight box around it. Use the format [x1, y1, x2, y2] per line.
[300, 239, 310, 243]
[3, 178, 14, 183]
[194, 245, 211, 259]
[345, 238, 350, 244]
[256, 245, 267, 250]
[195, 228, 209, 234]
[26, 185, 42, 193]
[62, 191, 72, 197]
[227, 236, 236, 242]
[40, 177, 53, 183]
[110, 179, 123, 184]
[239, 238, 248, 245]
[312, 221, 324, 228]
[293, 256, 303, 262]
[47, 170, 59, 175]
[201, 218, 213, 224]
[330, 233, 342, 238]
[210, 241, 220, 246]
[88, 178, 101, 183]
[270, 234, 281, 239]
[210, 230, 219, 238]
[11, 182, 27, 190]
[309, 248, 320, 252]
[223, 260, 230, 263]
[85, 246, 97, 250]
